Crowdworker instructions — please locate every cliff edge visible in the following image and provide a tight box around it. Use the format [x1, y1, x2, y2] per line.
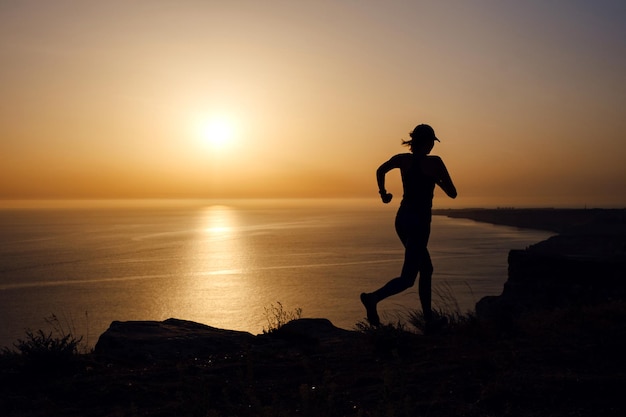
[443, 209, 626, 319]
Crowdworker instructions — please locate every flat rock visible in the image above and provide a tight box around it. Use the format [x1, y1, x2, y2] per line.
[94, 318, 255, 361]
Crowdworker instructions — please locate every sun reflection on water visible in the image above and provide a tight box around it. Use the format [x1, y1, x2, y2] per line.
[181, 205, 261, 331]
[193, 205, 244, 273]
[203, 205, 235, 234]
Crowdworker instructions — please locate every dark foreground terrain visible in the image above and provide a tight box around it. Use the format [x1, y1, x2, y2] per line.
[2, 308, 626, 417]
[2, 208, 625, 416]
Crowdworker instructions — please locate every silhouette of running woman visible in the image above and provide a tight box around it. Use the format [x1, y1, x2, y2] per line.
[361, 124, 457, 328]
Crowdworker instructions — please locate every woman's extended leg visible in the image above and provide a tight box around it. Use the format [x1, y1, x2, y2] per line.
[417, 248, 433, 321]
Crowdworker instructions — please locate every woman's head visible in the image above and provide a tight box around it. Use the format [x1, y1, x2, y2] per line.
[402, 124, 439, 154]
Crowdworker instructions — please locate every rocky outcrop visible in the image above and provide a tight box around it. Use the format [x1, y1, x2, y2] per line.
[476, 213, 626, 320]
[94, 317, 361, 362]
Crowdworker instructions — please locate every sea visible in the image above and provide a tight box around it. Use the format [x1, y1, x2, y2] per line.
[0, 199, 553, 348]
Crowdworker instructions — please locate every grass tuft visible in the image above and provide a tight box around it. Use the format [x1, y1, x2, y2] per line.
[405, 282, 477, 333]
[262, 301, 303, 334]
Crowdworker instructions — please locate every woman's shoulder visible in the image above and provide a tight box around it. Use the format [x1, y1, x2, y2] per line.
[390, 153, 414, 166]
[390, 152, 413, 161]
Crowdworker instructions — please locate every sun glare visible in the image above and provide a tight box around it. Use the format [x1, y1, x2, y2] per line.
[196, 116, 237, 150]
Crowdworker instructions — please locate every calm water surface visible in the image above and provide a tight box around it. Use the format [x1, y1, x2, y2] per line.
[0, 199, 553, 348]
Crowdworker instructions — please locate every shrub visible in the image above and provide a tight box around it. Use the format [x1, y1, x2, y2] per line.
[14, 329, 81, 358]
[3, 314, 84, 373]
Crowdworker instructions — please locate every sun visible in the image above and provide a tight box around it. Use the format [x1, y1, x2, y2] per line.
[196, 116, 236, 150]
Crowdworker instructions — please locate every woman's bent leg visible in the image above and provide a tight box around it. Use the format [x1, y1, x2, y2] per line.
[361, 207, 431, 325]
[372, 230, 421, 301]
[361, 242, 419, 325]
[371, 275, 415, 301]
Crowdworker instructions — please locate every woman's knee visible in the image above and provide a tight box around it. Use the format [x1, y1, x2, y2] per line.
[395, 273, 417, 290]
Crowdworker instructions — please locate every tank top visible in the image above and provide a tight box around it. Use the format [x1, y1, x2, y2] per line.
[400, 155, 436, 212]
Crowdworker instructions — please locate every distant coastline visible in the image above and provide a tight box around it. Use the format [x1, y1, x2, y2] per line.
[432, 208, 625, 234]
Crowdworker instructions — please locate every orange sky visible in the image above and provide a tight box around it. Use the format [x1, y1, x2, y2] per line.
[1, 1, 625, 208]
